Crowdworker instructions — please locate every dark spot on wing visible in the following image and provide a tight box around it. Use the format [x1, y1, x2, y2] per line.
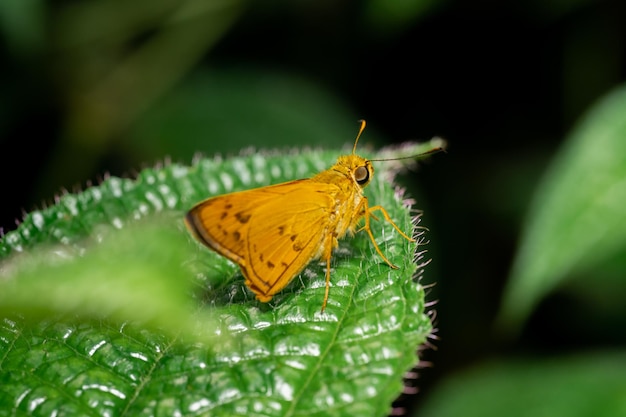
[233, 231, 241, 241]
[267, 261, 275, 269]
[278, 225, 285, 235]
[235, 212, 251, 223]
[220, 212, 228, 220]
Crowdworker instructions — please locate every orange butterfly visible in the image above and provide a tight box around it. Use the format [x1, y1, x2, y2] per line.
[185, 121, 442, 311]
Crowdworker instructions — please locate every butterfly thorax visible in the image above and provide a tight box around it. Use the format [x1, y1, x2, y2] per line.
[309, 154, 374, 239]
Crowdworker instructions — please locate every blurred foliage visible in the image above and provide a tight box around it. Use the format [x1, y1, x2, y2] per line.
[127, 68, 362, 162]
[362, 0, 442, 33]
[498, 85, 626, 334]
[419, 351, 626, 417]
[1, 0, 626, 416]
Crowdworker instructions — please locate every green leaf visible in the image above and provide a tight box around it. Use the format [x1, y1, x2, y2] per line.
[498, 84, 626, 333]
[0, 143, 437, 416]
[418, 351, 626, 417]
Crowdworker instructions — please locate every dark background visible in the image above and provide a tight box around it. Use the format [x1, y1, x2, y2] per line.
[1, 1, 625, 415]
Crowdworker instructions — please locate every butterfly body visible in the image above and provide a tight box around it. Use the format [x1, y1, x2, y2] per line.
[185, 122, 423, 311]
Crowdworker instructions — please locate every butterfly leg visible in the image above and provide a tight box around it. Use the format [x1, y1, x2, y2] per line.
[321, 256, 331, 312]
[368, 205, 415, 243]
[356, 199, 414, 270]
[320, 234, 337, 312]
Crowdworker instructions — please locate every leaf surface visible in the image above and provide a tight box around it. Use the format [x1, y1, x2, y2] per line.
[0, 143, 437, 416]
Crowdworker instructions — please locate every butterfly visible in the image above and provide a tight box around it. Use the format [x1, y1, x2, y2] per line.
[185, 120, 443, 311]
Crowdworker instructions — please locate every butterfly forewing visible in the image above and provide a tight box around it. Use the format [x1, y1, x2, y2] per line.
[186, 180, 340, 301]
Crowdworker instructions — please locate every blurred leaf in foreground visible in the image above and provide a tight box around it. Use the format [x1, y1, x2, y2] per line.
[0, 217, 200, 335]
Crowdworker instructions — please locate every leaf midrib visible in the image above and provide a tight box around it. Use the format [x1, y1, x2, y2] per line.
[120, 335, 179, 416]
[282, 267, 361, 417]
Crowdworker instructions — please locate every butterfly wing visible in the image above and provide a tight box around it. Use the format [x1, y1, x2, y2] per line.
[185, 181, 306, 266]
[244, 185, 341, 300]
[185, 180, 339, 301]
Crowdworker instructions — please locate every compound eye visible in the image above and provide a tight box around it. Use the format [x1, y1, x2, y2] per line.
[355, 166, 370, 185]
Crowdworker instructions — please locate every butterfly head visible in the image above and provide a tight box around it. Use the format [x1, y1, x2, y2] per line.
[352, 155, 374, 188]
[333, 153, 374, 189]
[332, 118, 445, 190]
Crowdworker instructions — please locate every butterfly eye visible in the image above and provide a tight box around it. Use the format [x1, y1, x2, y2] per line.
[354, 166, 370, 185]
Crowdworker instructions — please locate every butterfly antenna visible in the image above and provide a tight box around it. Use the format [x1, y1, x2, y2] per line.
[352, 119, 367, 154]
[371, 145, 446, 162]
[370, 137, 448, 162]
